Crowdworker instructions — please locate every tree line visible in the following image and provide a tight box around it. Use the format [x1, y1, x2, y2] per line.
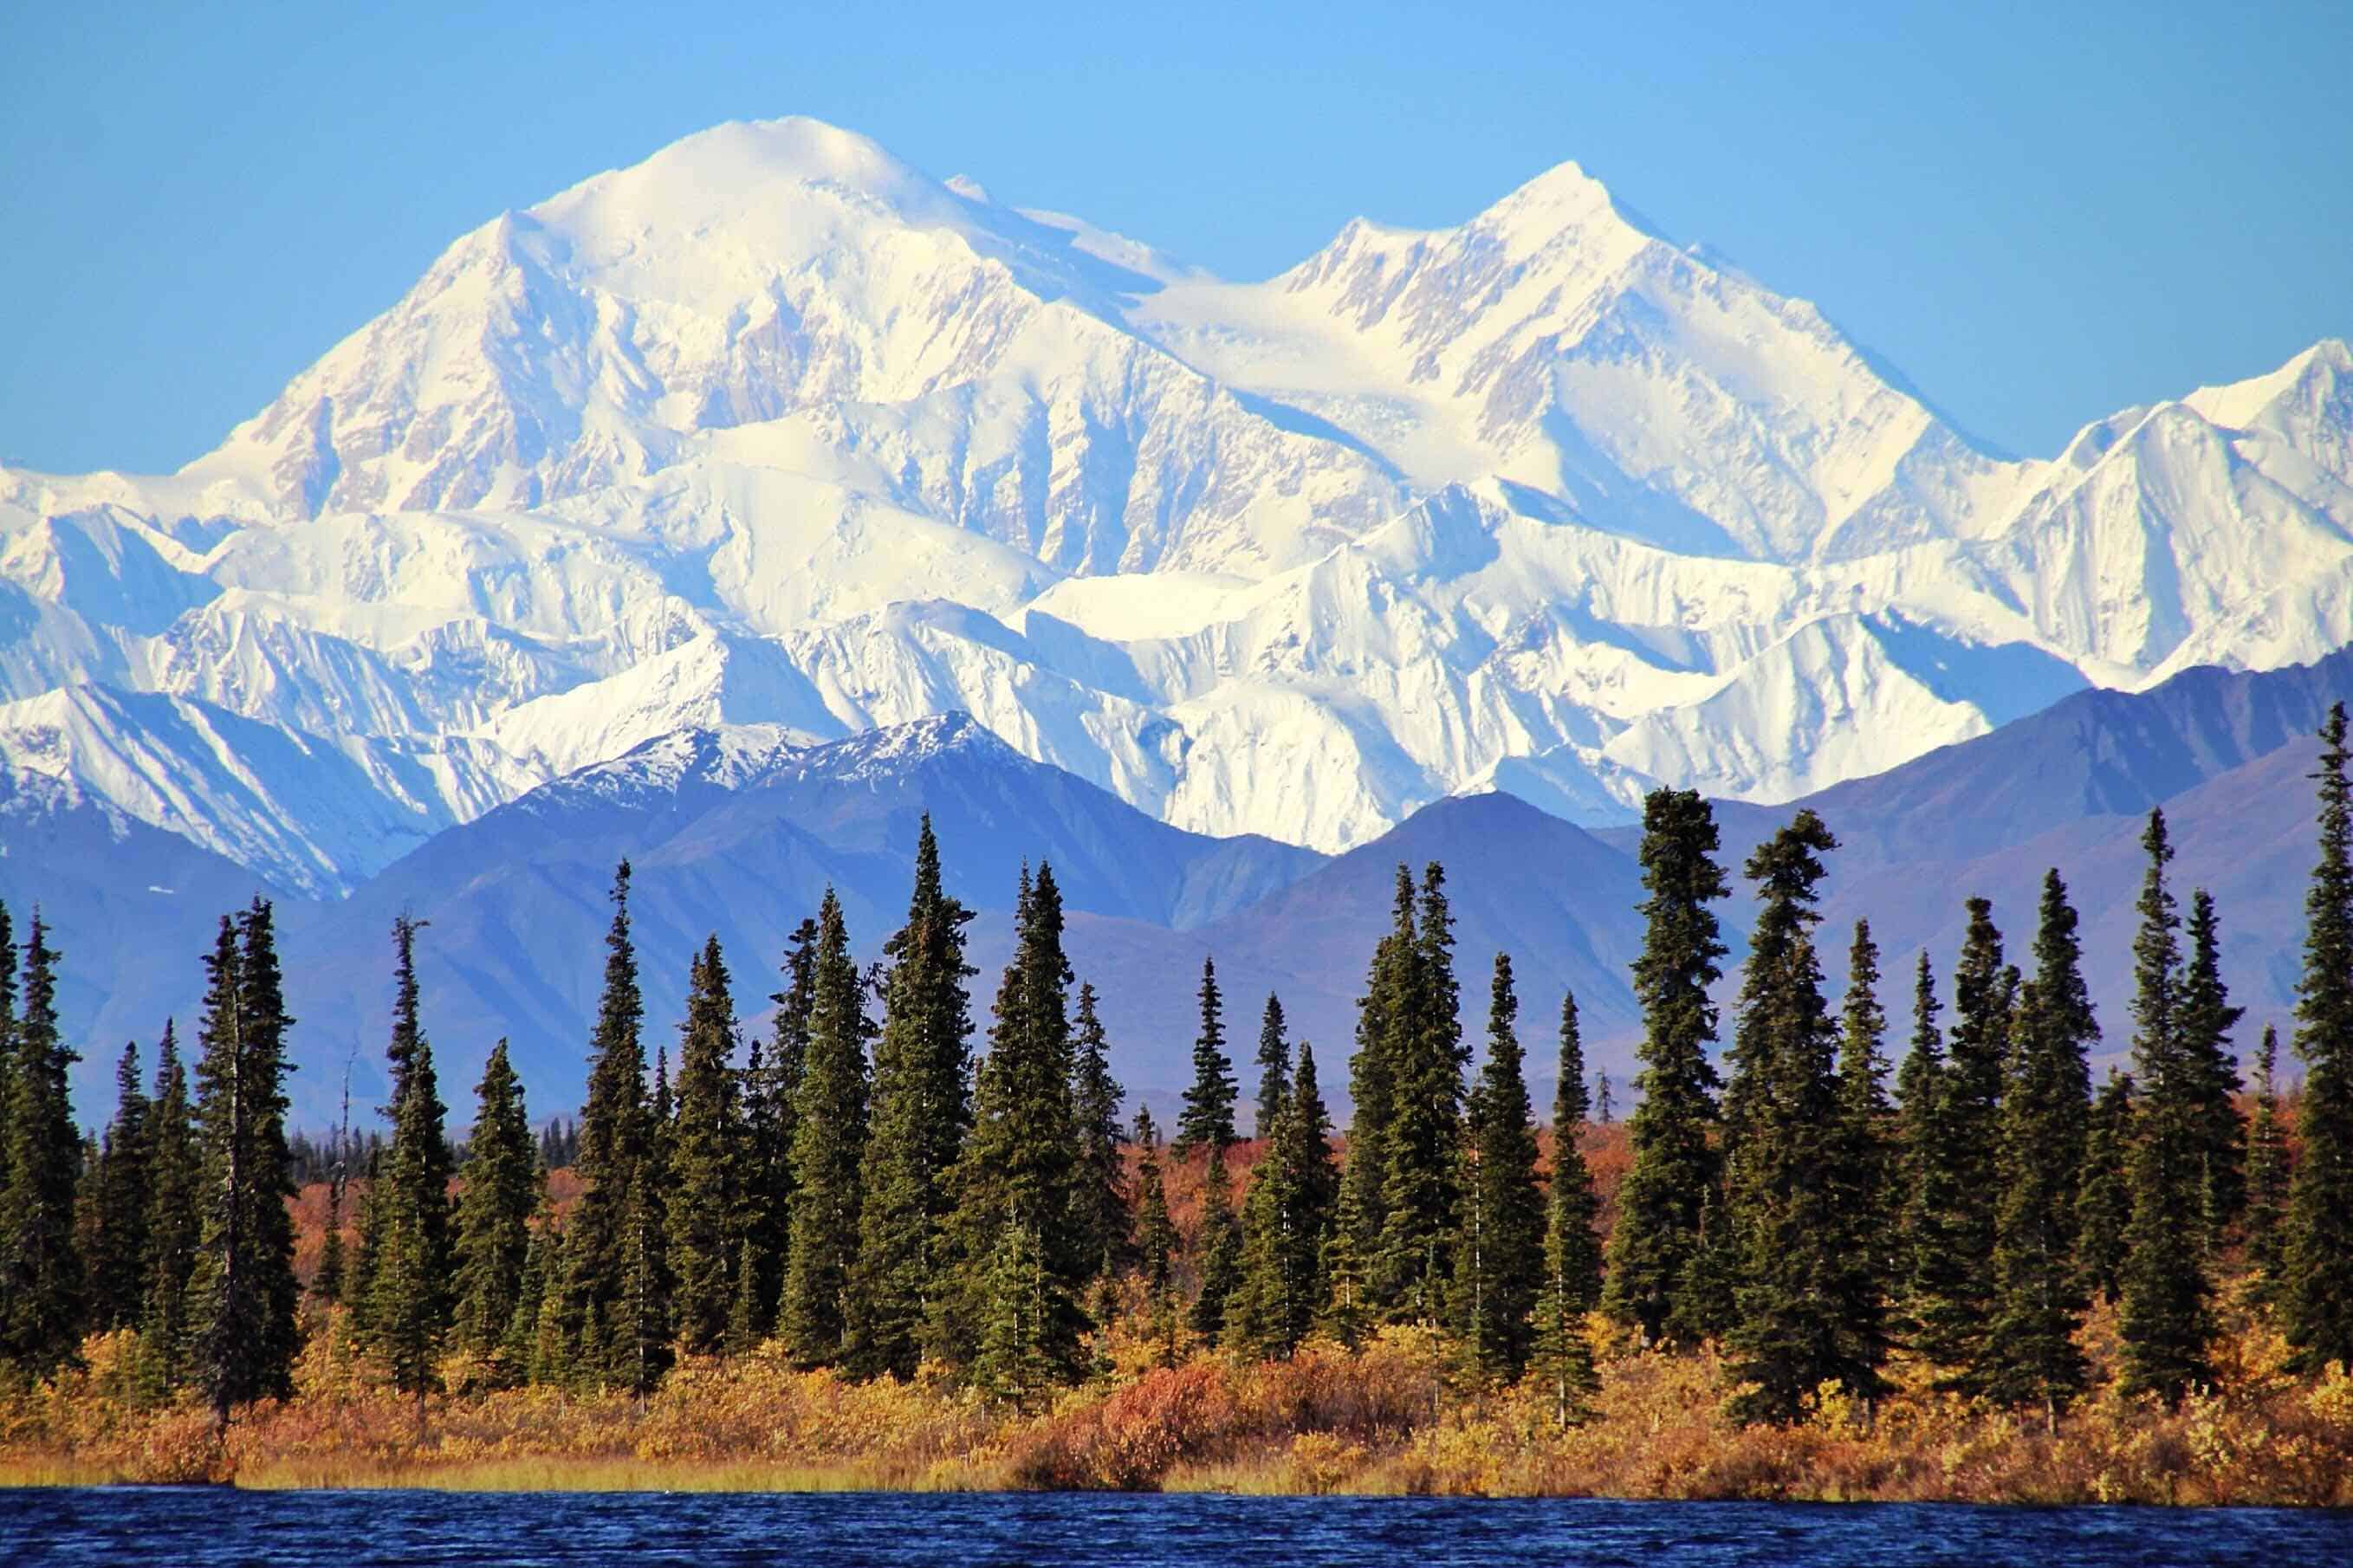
[6, 709, 2353, 1426]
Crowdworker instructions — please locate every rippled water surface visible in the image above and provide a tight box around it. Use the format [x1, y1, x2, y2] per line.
[4, 1487, 2350, 1565]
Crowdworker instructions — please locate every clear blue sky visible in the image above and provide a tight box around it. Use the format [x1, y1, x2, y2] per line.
[4, 0, 2348, 473]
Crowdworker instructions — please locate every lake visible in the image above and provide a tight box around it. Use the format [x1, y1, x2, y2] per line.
[4, 1487, 2350, 1565]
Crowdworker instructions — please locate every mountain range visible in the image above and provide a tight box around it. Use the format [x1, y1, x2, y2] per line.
[3, 116, 2350, 1122]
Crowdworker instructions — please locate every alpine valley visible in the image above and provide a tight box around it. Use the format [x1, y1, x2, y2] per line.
[5, 117, 2351, 1121]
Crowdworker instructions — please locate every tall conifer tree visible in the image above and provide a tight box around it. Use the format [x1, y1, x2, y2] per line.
[1980, 871, 2097, 1423]
[1339, 871, 1416, 1285]
[83, 1041, 152, 1333]
[1175, 957, 1237, 1157]
[371, 914, 455, 1407]
[847, 819, 976, 1379]
[565, 862, 650, 1382]
[2119, 810, 2218, 1404]
[1604, 789, 1727, 1344]
[2178, 889, 2246, 1249]
[0, 912, 81, 1375]
[666, 936, 740, 1357]
[2246, 1025, 2291, 1297]
[1723, 812, 1873, 1422]
[1830, 920, 1896, 1385]
[1189, 1144, 1242, 1338]
[139, 1020, 197, 1397]
[2287, 703, 2353, 1370]
[2078, 1072, 2135, 1305]
[781, 891, 871, 1367]
[1132, 1107, 1179, 1367]
[1067, 984, 1127, 1283]
[737, 917, 818, 1345]
[1375, 863, 1466, 1323]
[1533, 990, 1603, 1423]
[1253, 995, 1291, 1141]
[1453, 953, 1543, 1383]
[452, 1040, 536, 1371]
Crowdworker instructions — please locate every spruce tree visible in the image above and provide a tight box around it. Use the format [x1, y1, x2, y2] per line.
[83, 1040, 152, 1333]
[1534, 989, 1603, 1424]
[564, 862, 651, 1386]
[138, 1020, 197, 1398]
[933, 865, 1087, 1380]
[502, 1198, 551, 1377]
[1453, 953, 1543, 1383]
[1724, 812, 1874, 1422]
[371, 914, 455, 1409]
[2286, 703, 2353, 1370]
[1067, 983, 1127, 1282]
[1339, 870, 1416, 1290]
[2119, 809, 2218, 1404]
[2078, 1072, 2135, 1305]
[2245, 1025, 2291, 1299]
[1227, 1037, 1336, 1361]
[1174, 956, 1237, 1157]
[2177, 889, 2246, 1250]
[452, 1040, 536, 1370]
[738, 917, 817, 1346]
[0, 911, 81, 1376]
[1375, 862, 1466, 1324]
[1254, 995, 1291, 1141]
[1829, 920, 1896, 1393]
[666, 936, 741, 1357]
[1895, 952, 1961, 1345]
[781, 890, 871, 1368]
[189, 904, 301, 1424]
[1189, 1144, 1242, 1337]
[846, 818, 976, 1379]
[1980, 870, 2097, 1424]
[0, 901, 14, 1208]
[1132, 1107, 1179, 1368]
[1604, 789, 1727, 1344]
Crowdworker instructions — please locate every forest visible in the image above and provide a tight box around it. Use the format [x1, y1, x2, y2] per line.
[3, 709, 2353, 1501]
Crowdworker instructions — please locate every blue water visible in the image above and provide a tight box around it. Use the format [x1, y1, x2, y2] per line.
[3, 1487, 2350, 1565]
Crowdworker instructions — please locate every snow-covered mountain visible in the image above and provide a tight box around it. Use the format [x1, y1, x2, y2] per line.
[6, 115, 2352, 877]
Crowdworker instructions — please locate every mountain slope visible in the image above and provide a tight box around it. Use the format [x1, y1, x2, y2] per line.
[3, 118, 2350, 871]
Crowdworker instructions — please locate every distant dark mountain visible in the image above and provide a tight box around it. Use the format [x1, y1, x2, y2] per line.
[273, 716, 1324, 1124]
[0, 771, 300, 1110]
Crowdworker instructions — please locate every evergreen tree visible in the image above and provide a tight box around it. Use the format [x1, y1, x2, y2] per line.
[2245, 1025, 2291, 1298]
[1452, 953, 1543, 1383]
[933, 865, 1087, 1381]
[1375, 863, 1466, 1324]
[974, 1219, 1058, 1410]
[1254, 995, 1291, 1141]
[846, 818, 976, 1380]
[666, 936, 740, 1357]
[1596, 1073, 1613, 1125]
[1132, 1108, 1179, 1368]
[138, 1020, 197, 1397]
[82, 1040, 152, 1333]
[1067, 983, 1128, 1282]
[2178, 889, 2246, 1250]
[314, 1066, 352, 1307]
[1534, 989, 1602, 1424]
[738, 917, 818, 1347]
[370, 914, 455, 1409]
[2286, 703, 2353, 1371]
[1899, 901, 2009, 1378]
[452, 1040, 536, 1370]
[1724, 812, 1875, 1423]
[1174, 956, 1237, 1157]
[189, 904, 301, 1424]
[1228, 1037, 1337, 1361]
[1189, 1144, 1242, 1337]
[0, 902, 14, 1209]
[0, 911, 81, 1375]
[502, 1196, 552, 1377]
[1980, 870, 2097, 1424]
[2078, 1072, 2136, 1305]
[1339, 870, 1416, 1291]
[1829, 920, 1896, 1395]
[344, 1146, 383, 1341]
[2118, 810, 2218, 1404]
[564, 863, 651, 1387]
[1604, 788, 1727, 1344]
[781, 890, 871, 1368]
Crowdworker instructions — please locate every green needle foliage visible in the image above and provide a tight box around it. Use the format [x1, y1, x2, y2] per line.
[667, 937, 742, 1357]
[1174, 956, 1237, 1157]
[452, 1040, 536, 1373]
[2288, 706, 2353, 1372]
[1533, 989, 1603, 1425]
[1452, 953, 1543, 1384]
[781, 890, 871, 1368]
